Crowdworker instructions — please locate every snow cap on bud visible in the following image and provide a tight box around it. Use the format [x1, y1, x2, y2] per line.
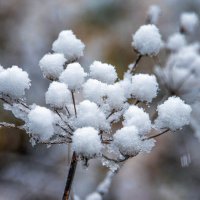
[45, 81, 71, 109]
[147, 5, 161, 24]
[131, 74, 158, 102]
[166, 33, 186, 52]
[39, 53, 66, 80]
[123, 105, 151, 135]
[89, 61, 117, 84]
[72, 127, 102, 158]
[28, 106, 54, 141]
[180, 12, 199, 34]
[59, 62, 87, 90]
[52, 30, 85, 61]
[0, 66, 31, 98]
[76, 100, 109, 130]
[132, 24, 162, 56]
[155, 96, 192, 130]
[114, 126, 141, 156]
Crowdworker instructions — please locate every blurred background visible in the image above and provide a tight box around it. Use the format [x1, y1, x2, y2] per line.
[0, 0, 200, 199]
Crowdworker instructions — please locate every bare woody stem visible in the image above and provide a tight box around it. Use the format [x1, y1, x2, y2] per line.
[62, 151, 78, 200]
[71, 91, 77, 118]
[144, 129, 170, 140]
[130, 54, 142, 74]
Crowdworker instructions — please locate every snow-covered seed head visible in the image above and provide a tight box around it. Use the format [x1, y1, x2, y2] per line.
[155, 96, 192, 130]
[0, 66, 31, 98]
[39, 53, 66, 80]
[131, 74, 159, 103]
[105, 83, 126, 109]
[0, 65, 4, 73]
[59, 62, 87, 91]
[123, 105, 152, 135]
[89, 61, 117, 84]
[83, 79, 107, 105]
[146, 4, 161, 25]
[180, 12, 199, 34]
[45, 81, 71, 109]
[166, 33, 186, 52]
[113, 126, 141, 156]
[28, 106, 54, 141]
[132, 24, 163, 56]
[76, 100, 109, 130]
[72, 127, 102, 158]
[52, 30, 85, 61]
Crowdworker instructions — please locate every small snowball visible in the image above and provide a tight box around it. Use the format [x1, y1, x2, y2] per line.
[105, 83, 126, 109]
[180, 12, 199, 34]
[123, 105, 151, 135]
[0, 66, 31, 98]
[113, 126, 141, 156]
[28, 106, 54, 141]
[155, 96, 192, 130]
[52, 30, 85, 61]
[45, 81, 71, 109]
[86, 192, 102, 200]
[89, 61, 117, 84]
[76, 100, 109, 130]
[131, 74, 158, 102]
[39, 53, 66, 80]
[132, 24, 162, 56]
[72, 127, 102, 158]
[147, 5, 161, 24]
[83, 79, 107, 104]
[166, 33, 186, 52]
[59, 62, 87, 90]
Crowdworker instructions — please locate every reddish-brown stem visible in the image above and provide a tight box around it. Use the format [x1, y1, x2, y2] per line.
[62, 152, 78, 200]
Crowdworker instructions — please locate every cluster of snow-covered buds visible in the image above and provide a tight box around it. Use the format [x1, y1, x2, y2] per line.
[0, 7, 194, 199]
[154, 11, 200, 140]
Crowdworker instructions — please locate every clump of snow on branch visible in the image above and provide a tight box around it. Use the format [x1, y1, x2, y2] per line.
[180, 12, 199, 34]
[89, 61, 117, 84]
[0, 66, 31, 98]
[155, 97, 192, 131]
[28, 106, 55, 141]
[45, 81, 71, 109]
[72, 127, 102, 158]
[39, 53, 66, 80]
[132, 24, 163, 56]
[146, 5, 161, 25]
[131, 74, 158, 102]
[166, 33, 186, 52]
[52, 30, 85, 61]
[59, 62, 87, 90]
[123, 105, 152, 135]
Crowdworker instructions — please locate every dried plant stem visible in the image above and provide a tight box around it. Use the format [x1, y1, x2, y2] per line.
[130, 54, 142, 73]
[62, 151, 77, 200]
[71, 91, 77, 118]
[145, 129, 170, 140]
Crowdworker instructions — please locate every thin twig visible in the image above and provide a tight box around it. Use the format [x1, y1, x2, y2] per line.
[144, 129, 170, 140]
[71, 91, 77, 118]
[102, 154, 128, 163]
[130, 54, 142, 74]
[62, 152, 78, 200]
[0, 122, 24, 130]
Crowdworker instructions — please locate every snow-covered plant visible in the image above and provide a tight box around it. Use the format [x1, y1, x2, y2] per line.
[155, 11, 200, 142]
[0, 6, 193, 200]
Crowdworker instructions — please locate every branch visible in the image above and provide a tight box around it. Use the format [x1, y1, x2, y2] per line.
[130, 54, 142, 74]
[62, 151, 78, 200]
[71, 91, 77, 118]
[0, 122, 24, 130]
[144, 129, 170, 140]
